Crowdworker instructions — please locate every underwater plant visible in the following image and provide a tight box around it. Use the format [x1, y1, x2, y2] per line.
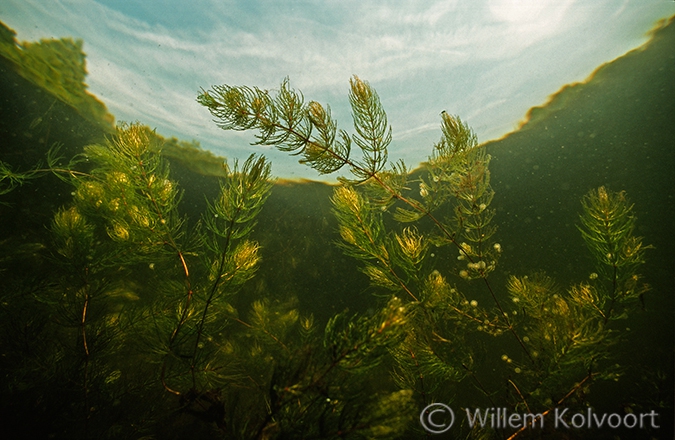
[198, 76, 653, 439]
[1, 121, 418, 439]
[0, 76, 656, 439]
[577, 186, 651, 322]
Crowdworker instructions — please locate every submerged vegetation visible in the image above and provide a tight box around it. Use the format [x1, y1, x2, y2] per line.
[0, 70, 661, 439]
[195, 76, 655, 438]
[0, 121, 416, 439]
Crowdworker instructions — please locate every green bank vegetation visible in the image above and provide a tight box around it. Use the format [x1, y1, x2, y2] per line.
[0, 21, 113, 131]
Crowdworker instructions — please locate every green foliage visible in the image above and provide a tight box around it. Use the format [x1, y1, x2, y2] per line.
[0, 160, 38, 196]
[1, 120, 421, 439]
[200, 76, 500, 283]
[324, 296, 408, 371]
[0, 21, 19, 62]
[200, 76, 655, 439]
[199, 76, 393, 181]
[578, 186, 651, 320]
[505, 273, 612, 405]
[502, 187, 652, 411]
[254, 296, 412, 439]
[0, 74, 658, 439]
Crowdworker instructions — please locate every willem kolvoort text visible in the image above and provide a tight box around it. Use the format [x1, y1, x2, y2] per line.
[465, 407, 660, 430]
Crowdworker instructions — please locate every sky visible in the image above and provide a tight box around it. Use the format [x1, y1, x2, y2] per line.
[1, 0, 673, 180]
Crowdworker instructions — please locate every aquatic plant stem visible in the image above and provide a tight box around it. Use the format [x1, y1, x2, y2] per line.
[63, 256, 100, 437]
[231, 316, 289, 351]
[506, 369, 597, 440]
[189, 235, 232, 389]
[127, 148, 195, 396]
[508, 379, 531, 414]
[408, 348, 428, 401]
[604, 263, 619, 324]
[188, 162, 268, 388]
[80, 277, 91, 438]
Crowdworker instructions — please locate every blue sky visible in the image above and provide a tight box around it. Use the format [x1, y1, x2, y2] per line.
[1, 1, 673, 179]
